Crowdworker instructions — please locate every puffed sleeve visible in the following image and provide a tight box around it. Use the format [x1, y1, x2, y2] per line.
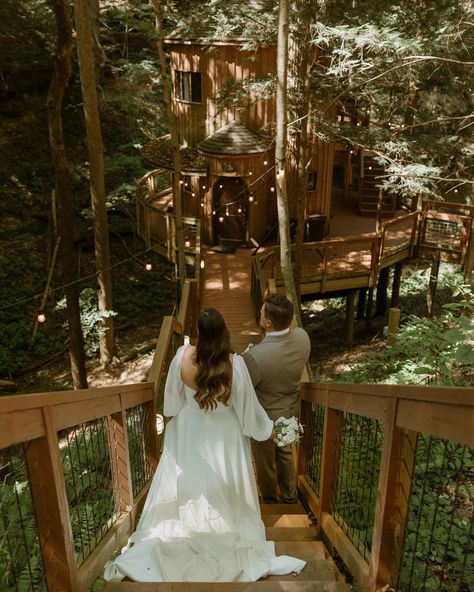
[231, 354, 273, 441]
[163, 345, 187, 417]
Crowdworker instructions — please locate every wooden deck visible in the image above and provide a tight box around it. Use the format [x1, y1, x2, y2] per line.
[200, 248, 263, 353]
[103, 502, 349, 591]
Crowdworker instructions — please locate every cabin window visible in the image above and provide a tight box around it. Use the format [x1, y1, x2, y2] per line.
[307, 171, 317, 192]
[175, 71, 202, 103]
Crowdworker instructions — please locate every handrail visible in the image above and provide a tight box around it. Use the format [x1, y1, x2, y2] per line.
[297, 381, 474, 592]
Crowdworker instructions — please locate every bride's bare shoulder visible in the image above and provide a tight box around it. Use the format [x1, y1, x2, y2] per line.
[180, 345, 198, 389]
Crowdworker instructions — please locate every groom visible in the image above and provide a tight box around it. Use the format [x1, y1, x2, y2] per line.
[242, 293, 311, 504]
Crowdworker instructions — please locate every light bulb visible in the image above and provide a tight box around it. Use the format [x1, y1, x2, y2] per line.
[219, 184, 223, 189]
[225, 208, 229, 216]
[270, 186, 275, 192]
[263, 160, 268, 165]
[202, 185, 206, 189]
[179, 180, 183, 185]
[192, 192, 195, 197]
[156, 414, 164, 435]
[249, 171, 253, 176]
[145, 262, 152, 271]
[184, 182, 188, 187]
[200, 260, 205, 269]
[201, 201, 204, 207]
[37, 313, 46, 323]
[185, 240, 191, 248]
[238, 207, 242, 213]
[249, 195, 254, 203]
[219, 216, 224, 222]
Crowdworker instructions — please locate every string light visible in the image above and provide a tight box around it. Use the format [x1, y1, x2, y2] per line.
[249, 171, 253, 176]
[200, 260, 205, 269]
[201, 201, 204, 207]
[263, 160, 268, 165]
[184, 240, 191, 248]
[1, 246, 157, 312]
[202, 185, 206, 189]
[219, 216, 224, 222]
[238, 207, 242, 213]
[249, 194, 254, 203]
[192, 192, 195, 197]
[37, 313, 46, 323]
[156, 414, 165, 435]
[212, 209, 216, 215]
[219, 184, 223, 189]
[270, 186, 275, 192]
[145, 262, 153, 271]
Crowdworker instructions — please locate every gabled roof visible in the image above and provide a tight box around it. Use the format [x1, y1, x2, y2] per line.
[141, 135, 208, 174]
[197, 121, 271, 155]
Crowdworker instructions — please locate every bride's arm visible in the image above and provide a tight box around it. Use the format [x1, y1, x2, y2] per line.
[163, 345, 187, 417]
[231, 355, 273, 441]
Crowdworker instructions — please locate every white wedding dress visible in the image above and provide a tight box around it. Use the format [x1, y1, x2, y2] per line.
[104, 345, 306, 582]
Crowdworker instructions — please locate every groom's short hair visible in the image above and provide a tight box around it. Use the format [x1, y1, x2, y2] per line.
[263, 293, 294, 330]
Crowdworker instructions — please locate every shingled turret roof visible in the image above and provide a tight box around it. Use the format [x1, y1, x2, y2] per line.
[197, 121, 270, 155]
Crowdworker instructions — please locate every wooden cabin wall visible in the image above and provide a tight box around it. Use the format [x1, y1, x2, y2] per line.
[168, 42, 276, 146]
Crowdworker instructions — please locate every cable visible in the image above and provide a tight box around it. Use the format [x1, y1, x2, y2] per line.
[0, 245, 157, 312]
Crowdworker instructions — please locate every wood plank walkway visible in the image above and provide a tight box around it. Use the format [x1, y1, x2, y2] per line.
[103, 503, 349, 591]
[200, 248, 263, 354]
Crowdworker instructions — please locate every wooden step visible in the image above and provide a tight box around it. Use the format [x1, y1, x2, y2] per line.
[260, 503, 306, 515]
[261, 513, 311, 528]
[275, 540, 326, 561]
[265, 527, 316, 542]
[103, 581, 349, 591]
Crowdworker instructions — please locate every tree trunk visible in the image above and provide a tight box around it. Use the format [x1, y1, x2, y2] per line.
[151, 0, 186, 298]
[73, 0, 114, 365]
[288, 0, 314, 300]
[48, 0, 88, 389]
[275, 0, 301, 325]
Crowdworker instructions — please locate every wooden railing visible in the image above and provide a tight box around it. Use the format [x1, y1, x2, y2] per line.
[136, 189, 201, 270]
[0, 279, 196, 592]
[0, 382, 159, 591]
[297, 382, 474, 592]
[250, 208, 470, 297]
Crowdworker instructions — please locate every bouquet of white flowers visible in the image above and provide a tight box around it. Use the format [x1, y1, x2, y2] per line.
[273, 416, 304, 447]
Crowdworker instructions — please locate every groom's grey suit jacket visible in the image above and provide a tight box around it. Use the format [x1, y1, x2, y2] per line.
[242, 327, 311, 421]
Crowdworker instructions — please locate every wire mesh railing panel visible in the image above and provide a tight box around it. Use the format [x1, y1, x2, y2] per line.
[332, 412, 384, 560]
[126, 404, 155, 497]
[60, 417, 116, 567]
[398, 435, 474, 592]
[301, 402, 325, 494]
[0, 445, 47, 591]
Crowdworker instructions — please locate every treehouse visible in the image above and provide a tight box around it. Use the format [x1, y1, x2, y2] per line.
[137, 3, 336, 254]
[136, 4, 473, 310]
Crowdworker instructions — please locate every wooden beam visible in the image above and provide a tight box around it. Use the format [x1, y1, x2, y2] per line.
[25, 406, 79, 592]
[345, 290, 356, 343]
[386, 307, 400, 346]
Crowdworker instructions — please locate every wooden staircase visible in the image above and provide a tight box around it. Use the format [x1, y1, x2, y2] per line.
[102, 502, 349, 591]
[359, 156, 396, 216]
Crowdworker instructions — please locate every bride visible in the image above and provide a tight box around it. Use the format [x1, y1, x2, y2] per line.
[104, 308, 306, 582]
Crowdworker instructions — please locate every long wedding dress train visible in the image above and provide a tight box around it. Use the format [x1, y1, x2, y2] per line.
[104, 345, 306, 582]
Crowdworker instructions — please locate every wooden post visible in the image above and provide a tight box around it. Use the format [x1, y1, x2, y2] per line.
[317, 399, 343, 538]
[108, 406, 133, 516]
[365, 287, 375, 332]
[386, 307, 401, 346]
[375, 267, 390, 317]
[426, 249, 441, 316]
[356, 288, 367, 320]
[368, 395, 417, 590]
[345, 290, 356, 344]
[25, 407, 79, 592]
[391, 262, 403, 308]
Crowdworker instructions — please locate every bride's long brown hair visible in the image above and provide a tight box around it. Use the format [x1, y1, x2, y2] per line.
[194, 308, 233, 410]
